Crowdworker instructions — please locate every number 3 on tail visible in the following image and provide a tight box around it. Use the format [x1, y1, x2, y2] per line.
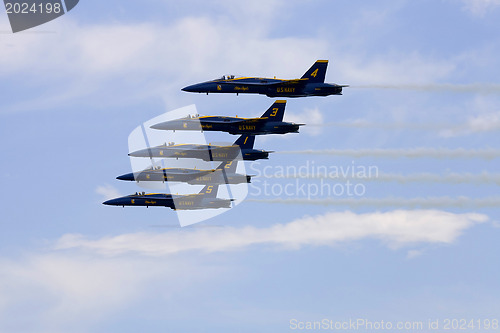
[270, 108, 278, 116]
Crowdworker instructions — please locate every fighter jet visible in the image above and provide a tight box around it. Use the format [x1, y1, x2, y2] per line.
[151, 100, 302, 135]
[182, 60, 348, 97]
[128, 134, 270, 161]
[116, 159, 251, 184]
[103, 184, 233, 209]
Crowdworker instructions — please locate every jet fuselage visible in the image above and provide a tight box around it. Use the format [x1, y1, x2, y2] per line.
[182, 79, 344, 97]
[117, 167, 251, 184]
[151, 117, 301, 135]
[103, 193, 232, 210]
[128, 143, 269, 161]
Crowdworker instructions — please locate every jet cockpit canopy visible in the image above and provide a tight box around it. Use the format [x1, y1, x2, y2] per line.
[217, 74, 236, 80]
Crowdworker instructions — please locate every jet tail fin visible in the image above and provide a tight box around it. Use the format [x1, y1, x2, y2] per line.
[216, 160, 239, 184]
[301, 60, 328, 83]
[216, 159, 238, 173]
[199, 184, 219, 198]
[261, 100, 286, 122]
[233, 134, 255, 149]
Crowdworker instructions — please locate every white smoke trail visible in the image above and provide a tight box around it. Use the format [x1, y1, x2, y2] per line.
[306, 121, 443, 130]
[351, 83, 500, 94]
[278, 148, 500, 159]
[248, 197, 500, 209]
[267, 172, 500, 185]
[306, 112, 500, 137]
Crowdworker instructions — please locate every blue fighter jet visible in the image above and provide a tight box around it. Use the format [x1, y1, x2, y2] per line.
[128, 134, 270, 161]
[116, 159, 251, 184]
[103, 184, 233, 209]
[182, 60, 348, 97]
[151, 100, 302, 135]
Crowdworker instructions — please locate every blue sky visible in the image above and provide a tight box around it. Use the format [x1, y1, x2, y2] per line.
[1, 0, 500, 332]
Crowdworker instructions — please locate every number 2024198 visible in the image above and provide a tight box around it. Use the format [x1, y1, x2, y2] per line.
[5, 2, 62, 14]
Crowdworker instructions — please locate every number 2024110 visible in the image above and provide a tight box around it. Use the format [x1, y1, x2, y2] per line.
[5, 2, 62, 14]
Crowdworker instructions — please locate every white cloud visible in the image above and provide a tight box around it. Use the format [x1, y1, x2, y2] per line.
[440, 111, 500, 137]
[406, 249, 425, 259]
[95, 184, 123, 201]
[0, 255, 141, 329]
[54, 210, 488, 256]
[0, 253, 198, 332]
[0, 15, 328, 112]
[286, 107, 324, 136]
[462, 0, 500, 15]
[338, 52, 456, 86]
[0, 8, 477, 113]
[0, 209, 491, 331]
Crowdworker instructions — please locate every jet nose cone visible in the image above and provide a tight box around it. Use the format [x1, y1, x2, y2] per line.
[103, 197, 131, 206]
[182, 84, 198, 92]
[152, 120, 201, 131]
[182, 83, 209, 93]
[116, 173, 135, 181]
[128, 148, 152, 157]
[150, 120, 177, 130]
[150, 122, 165, 130]
[103, 198, 119, 206]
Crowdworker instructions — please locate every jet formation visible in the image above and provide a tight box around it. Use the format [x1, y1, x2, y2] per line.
[104, 60, 347, 210]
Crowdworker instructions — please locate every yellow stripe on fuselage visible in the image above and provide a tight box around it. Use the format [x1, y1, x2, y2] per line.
[224, 77, 288, 82]
[197, 115, 268, 121]
[197, 115, 252, 120]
